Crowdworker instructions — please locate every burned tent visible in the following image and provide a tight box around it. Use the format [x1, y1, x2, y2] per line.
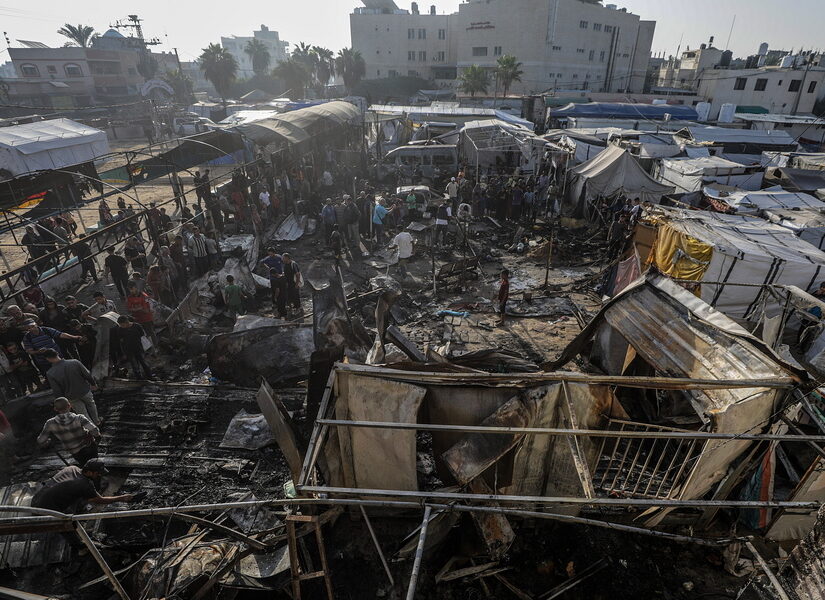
[705, 186, 825, 216]
[764, 167, 825, 194]
[636, 208, 825, 319]
[563, 145, 673, 220]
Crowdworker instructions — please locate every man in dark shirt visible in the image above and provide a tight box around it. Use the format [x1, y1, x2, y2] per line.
[111, 316, 152, 379]
[63, 296, 89, 323]
[71, 234, 98, 282]
[103, 246, 130, 299]
[498, 269, 510, 326]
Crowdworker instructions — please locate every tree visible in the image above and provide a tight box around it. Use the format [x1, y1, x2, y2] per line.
[272, 58, 311, 100]
[199, 43, 238, 107]
[244, 39, 271, 76]
[460, 65, 490, 97]
[311, 46, 336, 95]
[164, 69, 195, 104]
[495, 55, 524, 98]
[335, 48, 366, 93]
[57, 24, 97, 48]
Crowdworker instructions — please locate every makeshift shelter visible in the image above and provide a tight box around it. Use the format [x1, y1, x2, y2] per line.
[637, 208, 825, 319]
[564, 145, 673, 220]
[764, 167, 825, 194]
[0, 118, 109, 178]
[461, 119, 543, 173]
[549, 102, 698, 122]
[653, 156, 763, 193]
[233, 101, 361, 149]
[675, 127, 798, 154]
[761, 151, 825, 170]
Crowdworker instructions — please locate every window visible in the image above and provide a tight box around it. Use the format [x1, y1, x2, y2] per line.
[572, 74, 578, 79]
[47, 65, 57, 74]
[494, 46, 502, 56]
[418, 50, 427, 61]
[65, 63, 82, 77]
[552, 45, 562, 51]
[576, 48, 585, 54]
[418, 28, 426, 39]
[388, 70, 398, 77]
[754, 78, 767, 91]
[734, 77, 747, 90]
[408, 50, 416, 61]
[589, 50, 595, 61]
[809, 81, 818, 93]
[408, 28, 415, 39]
[600, 50, 606, 62]
[593, 23, 602, 31]
[789, 79, 802, 92]
[580, 20, 588, 29]
[472, 47, 488, 57]
[585, 73, 591, 79]
[20, 64, 39, 77]
[408, 70, 420, 77]
[438, 29, 446, 40]
[604, 25, 614, 33]
[437, 51, 446, 62]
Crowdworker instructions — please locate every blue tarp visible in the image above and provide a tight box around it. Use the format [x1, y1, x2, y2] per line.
[549, 102, 699, 121]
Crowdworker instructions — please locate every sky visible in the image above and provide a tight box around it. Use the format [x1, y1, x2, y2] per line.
[1, 0, 823, 64]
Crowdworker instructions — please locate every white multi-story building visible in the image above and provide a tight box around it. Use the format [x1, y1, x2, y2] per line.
[221, 25, 289, 79]
[350, 0, 655, 95]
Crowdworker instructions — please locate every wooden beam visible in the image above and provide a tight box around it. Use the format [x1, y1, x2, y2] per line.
[74, 523, 132, 600]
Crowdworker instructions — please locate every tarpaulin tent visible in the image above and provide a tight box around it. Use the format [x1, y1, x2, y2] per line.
[764, 167, 825, 193]
[676, 127, 798, 153]
[564, 145, 673, 219]
[549, 102, 699, 121]
[761, 152, 825, 170]
[640, 208, 825, 319]
[234, 101, 361, 148]
[704, 185, 825, 216]
[0, 118, 109, 178]
[654, 156, 763, 193]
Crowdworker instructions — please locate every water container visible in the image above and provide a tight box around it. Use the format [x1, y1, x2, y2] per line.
[718, 103, 736, 123]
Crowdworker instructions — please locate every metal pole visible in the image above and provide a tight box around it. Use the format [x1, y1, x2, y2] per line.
[745, 541, 792, 600]
[543, 227, 554, 288]
[360, 505, 394, 586]
[74, 523, 132, 600]
[405, 506, 432, 600]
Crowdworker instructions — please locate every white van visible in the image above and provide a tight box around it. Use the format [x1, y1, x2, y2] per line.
[377, 145, 458, 184]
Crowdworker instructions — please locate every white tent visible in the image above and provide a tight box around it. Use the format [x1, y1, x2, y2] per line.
[0, 118, 109, 178]
[649, 208, 825, 319]
[564, 145, 673, 219]
[654, 156, 763, 193]
[705, 185, 825, 216]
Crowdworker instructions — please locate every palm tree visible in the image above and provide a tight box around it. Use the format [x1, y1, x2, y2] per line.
[199, 43, 238, 107]
[311, 46, 336, 94]
[164, 69, 194, 104]
[244, 39, 271, 77]
[495, 55, 524, 98]
[335, 48, 366, 93]
[57, 24, 97, 48]
[460, 65, 490, 97]
[272, 58, 311, 100]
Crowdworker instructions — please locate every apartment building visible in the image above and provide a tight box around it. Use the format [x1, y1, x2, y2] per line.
[350, 0, 655, 95]
[221, 26, 290, 78]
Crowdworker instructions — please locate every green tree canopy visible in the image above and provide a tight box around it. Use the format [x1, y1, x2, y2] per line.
[335, 48, 366, 93]
[244, 39, 272, 76]
[199, 43, 238, 106]
[272, 57, 311, 100]
[163, 69, 195, 104]
[460, 65, 490, 97]
[57, 24, 97, 48]
[495, 55, 524, 97]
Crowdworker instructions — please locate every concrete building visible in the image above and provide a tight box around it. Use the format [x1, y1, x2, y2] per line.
[656, 42, 729, 90]
[221, 25, 289, 79]
[350, 0, 656, 95]
[697, 66, 825, 120]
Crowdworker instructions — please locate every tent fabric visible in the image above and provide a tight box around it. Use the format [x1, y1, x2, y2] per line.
[564, 146, 673, 218]
[677, 126, 797, 148]
[647, 208, 825, 318]
[705, 186, 825, 216]
[235, 101, 361, 147]
[650, 222, 714, 281]
[763, 209, 825, 250]
[764, 167, 825, 193]
[656, 156, 762, 193]
[0, 118, 109, 178]
[549, 102, 698, 121]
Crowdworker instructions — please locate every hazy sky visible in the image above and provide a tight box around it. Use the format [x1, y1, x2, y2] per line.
[1, 1, 823, 64]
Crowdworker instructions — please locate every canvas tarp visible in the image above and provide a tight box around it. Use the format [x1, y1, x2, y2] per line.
[655, 156, 763, 193]
[704, 185, 825, 216]
[764, 167, 825, 193]
[549, 102, 698, 121]
[644, 209, 825, 318]
[564, 145, 674, 218]
[762, 208, 825, 250]
[234, 101, 360, 147]
[0, 118, 109, 178]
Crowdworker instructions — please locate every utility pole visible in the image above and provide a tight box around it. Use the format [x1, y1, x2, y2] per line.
[173, 47, 183, 71]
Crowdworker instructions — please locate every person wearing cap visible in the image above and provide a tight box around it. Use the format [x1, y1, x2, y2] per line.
[31, 458, 141, 515]
[21, 320, 81, 376]
[44, 350, 99, 425]
[37, 397, 100, 465]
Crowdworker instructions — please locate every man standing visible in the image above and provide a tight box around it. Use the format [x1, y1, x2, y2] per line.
[372, 199, 389, 245]
[321, 199, 337, 245]
[111, 316, 152, 379]
[446, 177, 459, 212]
[389, 230, 414, 277]
[103, 246, 130, 299]
[81, 292, 116, 325]
[282, 253, 302, 316]
[44, 350, 99, 425]
[37, 397, 100, 465]
[71, 234, 98, 282]
[270, 268, 287, 319]
[434, 197, 452, 247]
[259, 187, 271, 223]
[497, 269, 510, 326]
[21, 320, 81, 376]
[187, 227, 210, 276]
[126, 285, 156, 348]
[224, 275, 247, 318]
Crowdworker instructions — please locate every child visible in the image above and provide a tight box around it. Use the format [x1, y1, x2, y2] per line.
[224, 275, 247, 318]
[497, 269, 510, 325]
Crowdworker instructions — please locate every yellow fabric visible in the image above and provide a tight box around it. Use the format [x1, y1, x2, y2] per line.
[650, 223, 713, 281]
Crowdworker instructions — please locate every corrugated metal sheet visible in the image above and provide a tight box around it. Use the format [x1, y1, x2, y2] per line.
[0, 483, 69, 568]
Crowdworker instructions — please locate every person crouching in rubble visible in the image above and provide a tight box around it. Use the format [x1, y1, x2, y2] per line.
[37, 397, 100, 465]
[497, 269, 510, 326]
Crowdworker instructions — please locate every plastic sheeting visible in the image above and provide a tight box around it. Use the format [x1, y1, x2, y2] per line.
[705, 185, 825, 216]
[655, 156, 763, 193]
[234, 101, 360, 147]
[0, 118, 109, 177]
[549, 102, 698, 121]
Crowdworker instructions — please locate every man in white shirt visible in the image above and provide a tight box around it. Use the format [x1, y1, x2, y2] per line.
[389, 231, 414, 277]
[187, 227, 210, 276]
[446, 177, 459, 211]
